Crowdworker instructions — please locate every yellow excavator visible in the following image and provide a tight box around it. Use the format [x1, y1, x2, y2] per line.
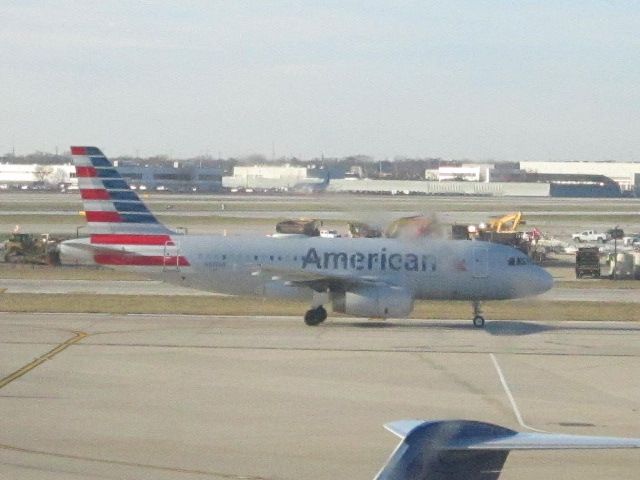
[486, 211, 525, 233]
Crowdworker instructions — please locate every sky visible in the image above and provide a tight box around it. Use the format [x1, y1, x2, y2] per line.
[1, 0, 639, 161]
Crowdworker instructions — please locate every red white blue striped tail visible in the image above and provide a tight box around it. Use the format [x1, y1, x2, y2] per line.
[71, 146, 173, 237]
[70, 146, 187, 267]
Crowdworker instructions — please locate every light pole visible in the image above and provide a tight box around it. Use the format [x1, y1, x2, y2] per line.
[613, 226, 618, 280]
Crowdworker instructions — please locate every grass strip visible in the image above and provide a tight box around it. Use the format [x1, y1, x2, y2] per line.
[0, 264, 146, 281]
[0, 293, 637, 322]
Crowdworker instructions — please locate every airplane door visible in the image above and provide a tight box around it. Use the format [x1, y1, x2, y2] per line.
[163, 240, 181, 272]
[472, 246, 488, 278]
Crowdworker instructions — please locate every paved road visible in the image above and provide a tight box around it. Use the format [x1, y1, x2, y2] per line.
[0, 314, 639, 479]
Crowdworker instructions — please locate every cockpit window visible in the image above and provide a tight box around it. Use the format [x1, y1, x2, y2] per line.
[508, 256, 530, 266]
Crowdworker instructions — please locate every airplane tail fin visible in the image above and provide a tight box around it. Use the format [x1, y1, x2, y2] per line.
[375, 420, 640, 480]
[70, 146, 174, 240]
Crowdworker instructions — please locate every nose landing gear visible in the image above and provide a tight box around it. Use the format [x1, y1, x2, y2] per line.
[472, 301, 485, 328]
[304, 306, 327, 326]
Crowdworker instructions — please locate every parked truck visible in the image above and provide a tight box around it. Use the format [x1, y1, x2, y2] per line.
[572, 230, 608, 243]
[575, 247, 601, 278]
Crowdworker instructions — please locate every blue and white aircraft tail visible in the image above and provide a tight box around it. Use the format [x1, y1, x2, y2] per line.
[376, 419, 640, 479]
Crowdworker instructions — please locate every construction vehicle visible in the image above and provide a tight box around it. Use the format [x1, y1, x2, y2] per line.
[455, 212, 526, 240]
[349, 216, 436, 239]
[3, 233, 62, 265]
[348, 222, 383, 238]
[575, 247, 601, 278]
[385, 215, 436, 239]
[452, 212, 548, 263]
[486, 211, 525, 233]
[275, 219, 321, 236]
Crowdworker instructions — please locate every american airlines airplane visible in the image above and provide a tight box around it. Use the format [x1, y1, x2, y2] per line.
[60, 146, 553, 327]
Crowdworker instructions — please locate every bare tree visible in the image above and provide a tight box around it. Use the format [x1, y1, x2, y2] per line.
[50, 167, 67, 185]
[33, 165, 54, 184]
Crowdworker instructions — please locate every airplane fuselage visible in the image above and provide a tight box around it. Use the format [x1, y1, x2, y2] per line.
[62, 234, 553, 303]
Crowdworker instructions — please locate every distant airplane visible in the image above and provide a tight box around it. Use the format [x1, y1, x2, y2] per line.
[375, 419, 640, 479]
[60, 146, 553, 327]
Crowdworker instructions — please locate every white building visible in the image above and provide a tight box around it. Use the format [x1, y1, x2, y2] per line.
[520, 161, 640, 192]
[0, 163, 76, 187]
[0, 162, 223, 192]
[223, 165, 319, 189]
[433, 165, 492, 182]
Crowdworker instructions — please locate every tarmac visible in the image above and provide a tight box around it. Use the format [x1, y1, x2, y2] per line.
[0, 313, 639, 479]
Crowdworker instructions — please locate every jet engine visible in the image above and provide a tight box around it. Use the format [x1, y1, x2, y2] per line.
[332, 285, 414, 318]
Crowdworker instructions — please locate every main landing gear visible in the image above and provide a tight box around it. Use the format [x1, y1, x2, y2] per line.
[304, 306, 327, 326]
[472, 300, 485, 328]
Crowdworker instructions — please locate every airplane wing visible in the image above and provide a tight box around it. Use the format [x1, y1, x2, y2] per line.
[376, 420, 640, 480]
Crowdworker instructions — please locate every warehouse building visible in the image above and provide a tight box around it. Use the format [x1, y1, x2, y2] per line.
[112, 161, 222, 192]
[222, 165, 327, 190]
[0, 162, 223, 192]
[520, 161, 640, 193]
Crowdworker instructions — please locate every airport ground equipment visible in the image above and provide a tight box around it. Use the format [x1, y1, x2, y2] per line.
[575, 247, 601, 278]
[384, 215, 436, 239]
[377, 419, 640, 479]
[349, 216, 436, 239]
[3, 232, 61, 265]
[348, 221, 383, 238]
[622, 234, 640, 247]
[606, 252, 637, 280]
[275, 219, 320, 236]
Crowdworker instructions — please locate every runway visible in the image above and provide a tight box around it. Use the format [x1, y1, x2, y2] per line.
[1, 313, 639, 479]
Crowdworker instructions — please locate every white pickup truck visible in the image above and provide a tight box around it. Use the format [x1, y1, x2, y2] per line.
[572, 230, 608, 243]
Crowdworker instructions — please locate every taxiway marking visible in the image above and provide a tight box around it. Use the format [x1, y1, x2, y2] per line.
[0, 331, 87, 390]
[489, 353, 547, 433]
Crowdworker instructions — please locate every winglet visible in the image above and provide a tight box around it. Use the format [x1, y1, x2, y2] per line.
[375, 420, 640, 480]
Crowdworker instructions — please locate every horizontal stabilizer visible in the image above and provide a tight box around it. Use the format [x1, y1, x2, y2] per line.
[376, 420, 640, 480]
[59, 238, 133, 255]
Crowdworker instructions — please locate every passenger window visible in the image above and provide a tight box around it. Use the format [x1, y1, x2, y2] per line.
[517, 257, 528, 265]
[508, 257, 515, 266]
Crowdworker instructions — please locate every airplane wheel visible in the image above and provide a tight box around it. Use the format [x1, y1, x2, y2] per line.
[304, 306, 327, 326]
[473, 315, 485, 328]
